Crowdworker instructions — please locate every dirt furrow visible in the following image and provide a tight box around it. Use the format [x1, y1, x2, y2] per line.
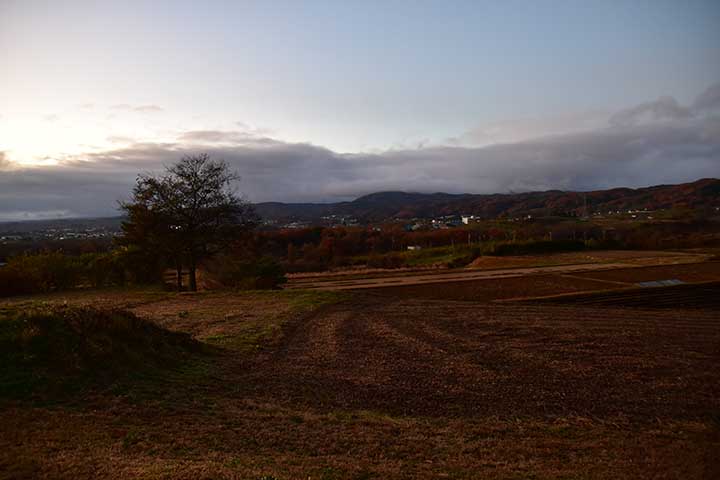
[237, 297, 720, 420]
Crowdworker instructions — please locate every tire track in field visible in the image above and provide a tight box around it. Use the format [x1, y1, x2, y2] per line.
[249, 296, 720, 419]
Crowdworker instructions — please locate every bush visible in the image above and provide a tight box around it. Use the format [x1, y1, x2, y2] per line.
[79, 252, 127, 287]
[206, 256, 287, 290]
[584, 238, 625, 250]
[112, 246, 164, 285]
[485, 239, 586, 256]
[0, 252, 83, 297]
[446, 246, 484, 268]
[283, 261, 329, 273]
[366, 253, 405, 269]
[0, 250, 142, 297]
[0, 264, 37, 297]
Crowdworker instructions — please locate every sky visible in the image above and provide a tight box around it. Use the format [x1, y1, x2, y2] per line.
[1, 0, 720, 220]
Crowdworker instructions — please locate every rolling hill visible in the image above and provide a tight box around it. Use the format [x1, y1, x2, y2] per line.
[255, 178, 720, 223]
[3, 179, 717, 232]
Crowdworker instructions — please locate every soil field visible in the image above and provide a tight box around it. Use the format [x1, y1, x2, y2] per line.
[286, 250, 709, 287]
[287, 252, 714, 292]
[252, 298, 720, 419]
[1, 291, 719, 479]
[571, 261, 720, 284]
[519, 281, 720, 309]
[306, 260, 720, 305]
[286, 250, 714, 287]
[365, 273, 621, 302]
[467, 250, 710, 269]
[288, 262, 639, 291]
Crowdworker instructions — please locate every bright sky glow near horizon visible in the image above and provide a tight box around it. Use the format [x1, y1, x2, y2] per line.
[1, 0, 720, 220]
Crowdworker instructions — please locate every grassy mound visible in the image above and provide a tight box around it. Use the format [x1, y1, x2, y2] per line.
[0, 305, 201, 399]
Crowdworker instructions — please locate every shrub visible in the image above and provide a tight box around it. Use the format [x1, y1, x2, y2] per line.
[112, 246, 165, 285]
[206, 255, 287, 290]
[283, 261, 329, 273]
[366, 253, 405, 269]
[446, 246, 484, 268]
[0, 252, 83, 296]
[485, 239, 586, 256]
[0, 264, 37, 297]
[79, 252, 127, 287]
[584, 238, 625, 250]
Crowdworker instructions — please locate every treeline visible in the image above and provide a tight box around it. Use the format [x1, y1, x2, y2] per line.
[243, 218, 720, 271]
[1, 218, 718, 297]
[0, 246, 286, 298]
[0, 238, 112, 265]
[0, 248, 162, 297]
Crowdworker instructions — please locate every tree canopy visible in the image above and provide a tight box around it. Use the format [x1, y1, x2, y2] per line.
[119, 153, 258, 291]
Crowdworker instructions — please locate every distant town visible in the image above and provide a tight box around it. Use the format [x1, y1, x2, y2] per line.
[0, 207, 677, 245]
[0, 219, 122, 244]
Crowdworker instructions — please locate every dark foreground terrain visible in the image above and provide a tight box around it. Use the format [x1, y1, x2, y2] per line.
[1, 263, 719, 479]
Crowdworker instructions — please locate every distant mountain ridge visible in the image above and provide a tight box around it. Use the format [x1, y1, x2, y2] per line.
[255, 178, 720, 223]
[2, 179, 718, 231]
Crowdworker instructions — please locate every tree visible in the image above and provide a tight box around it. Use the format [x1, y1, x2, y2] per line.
[119, 153, 258, 291]
[117, 201, 178, 287]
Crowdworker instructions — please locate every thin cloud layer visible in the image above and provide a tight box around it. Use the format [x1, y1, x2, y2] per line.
[610, 96, 692, 127]
[109, 104, 164, 113]
[2, 85, 719, 221]
[450, 110, 610, 146]
[609, 83, 720, 127]
[0, 152, 10, 170]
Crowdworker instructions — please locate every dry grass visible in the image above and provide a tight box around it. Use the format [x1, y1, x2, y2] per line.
[1, 282, 718, 479]
[3, 404, 717, 479]
[0, 287, 175, 311]
[130, 290, 345, 351]
[0, 305, 201, 400]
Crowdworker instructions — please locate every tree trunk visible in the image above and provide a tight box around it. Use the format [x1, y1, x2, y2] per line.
[189, 256, 197, 292]
[175, 261, 183, 292]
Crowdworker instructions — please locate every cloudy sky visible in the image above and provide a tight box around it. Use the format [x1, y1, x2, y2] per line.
[1, 0, 720, 220]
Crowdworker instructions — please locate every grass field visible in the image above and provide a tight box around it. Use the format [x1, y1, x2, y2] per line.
[1, 261, 719, 479]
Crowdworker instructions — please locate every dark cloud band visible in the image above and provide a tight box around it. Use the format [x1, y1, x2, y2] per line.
[1, 84, 719, 221]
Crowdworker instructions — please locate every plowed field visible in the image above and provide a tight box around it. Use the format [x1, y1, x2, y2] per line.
[526, 281, 720, 309]
[571, 261, 720, 283]
[249, 298, 720, 420]
[365, 273, 619, 301]
[2, 288, 719, 479]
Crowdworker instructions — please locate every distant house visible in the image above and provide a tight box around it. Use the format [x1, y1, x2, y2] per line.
[447, 221, 461, 228]
[407, 245, 422, 251]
